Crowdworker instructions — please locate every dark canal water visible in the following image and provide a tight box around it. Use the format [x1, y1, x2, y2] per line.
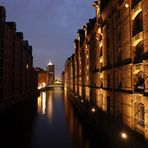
[0, 87, 148, 148]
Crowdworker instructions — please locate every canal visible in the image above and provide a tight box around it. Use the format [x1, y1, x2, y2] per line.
[0, 87, 148, 148]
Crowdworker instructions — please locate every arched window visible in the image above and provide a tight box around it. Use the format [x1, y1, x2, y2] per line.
[134, 103, 144, 127]
[132, 0, 141, 9]
[132, 12, 143, 36]
[134, 41, 144, 63]
[134, 71, 145, 92]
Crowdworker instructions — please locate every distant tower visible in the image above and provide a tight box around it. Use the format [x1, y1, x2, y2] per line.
[46, 60, 55, 84]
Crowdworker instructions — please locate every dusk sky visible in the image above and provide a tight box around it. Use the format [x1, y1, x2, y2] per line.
[0, 0, 95, 78]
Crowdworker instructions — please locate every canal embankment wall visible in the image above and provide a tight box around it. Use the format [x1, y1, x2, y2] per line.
[68, 90, 147, 147]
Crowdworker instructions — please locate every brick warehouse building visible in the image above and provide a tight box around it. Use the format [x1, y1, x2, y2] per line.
[62, 0, 148, 140]
[35, 61, 55, 88]
[0, 6, 37, 108]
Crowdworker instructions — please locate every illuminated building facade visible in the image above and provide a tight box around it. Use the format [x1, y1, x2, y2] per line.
[62, 0, 148, 140]
[36, 61, 55, 88]
[35, 67, 48, 88]
[0, 6, 37, 105]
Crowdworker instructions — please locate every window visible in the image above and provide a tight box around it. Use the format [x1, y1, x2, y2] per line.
[100, 80, 103, 88]
[100, 47, 102, 57]
[134, 71, 144, 92]
[100, 0, 110, 12]
[135, 103, 144, 127]
[134, 41, 144, 63]
[106, 30, 110, 65]
[132, 0, 141, 9]
[118, 26, 121, 41]
[132, 12, 143, 36]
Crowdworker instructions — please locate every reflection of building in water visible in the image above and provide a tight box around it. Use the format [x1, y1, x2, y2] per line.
[37, 90, 54, 122]
[41, 92, 46, 114]
[37, 95, 42, 113]
[37, 92, 46, 114]
[47, 90, 54, 122]
[63, 91, 89, 148]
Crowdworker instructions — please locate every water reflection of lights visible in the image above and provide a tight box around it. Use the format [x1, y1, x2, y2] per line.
[37, 91, 54, 122]
[38, 82, 46, 90]
[81, 99, 84, 103]
[42, 92, 46, 114]
[54, 87, 63, 94]
[91, 107, 96, 113]
[48, 92, 53, 122]
[63, 90, 89, 148]
[121, 132, 128, 140]
[37, 95, 42, 113]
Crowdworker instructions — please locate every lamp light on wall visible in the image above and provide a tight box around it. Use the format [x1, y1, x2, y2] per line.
[91, 107, 96, 113]
[100, 57, 103, 63]
[125, 2, 129, 8]
[99, 40, 103, 47]
[26, 64, 29, 69]
[121, 132, 128, 139]
[98, 28, 103, 36]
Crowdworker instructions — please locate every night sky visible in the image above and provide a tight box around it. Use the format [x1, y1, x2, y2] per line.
[0, 0, 95, 78]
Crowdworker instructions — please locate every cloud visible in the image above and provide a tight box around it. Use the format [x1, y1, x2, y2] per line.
[0, 0, 95, 77]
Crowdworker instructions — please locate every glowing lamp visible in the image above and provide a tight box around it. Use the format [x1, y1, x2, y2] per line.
[91, 107, 96, 112]
[121, 132, 128, 139]
[125, 3, 129, 8]
[81, 99, 84, 103]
